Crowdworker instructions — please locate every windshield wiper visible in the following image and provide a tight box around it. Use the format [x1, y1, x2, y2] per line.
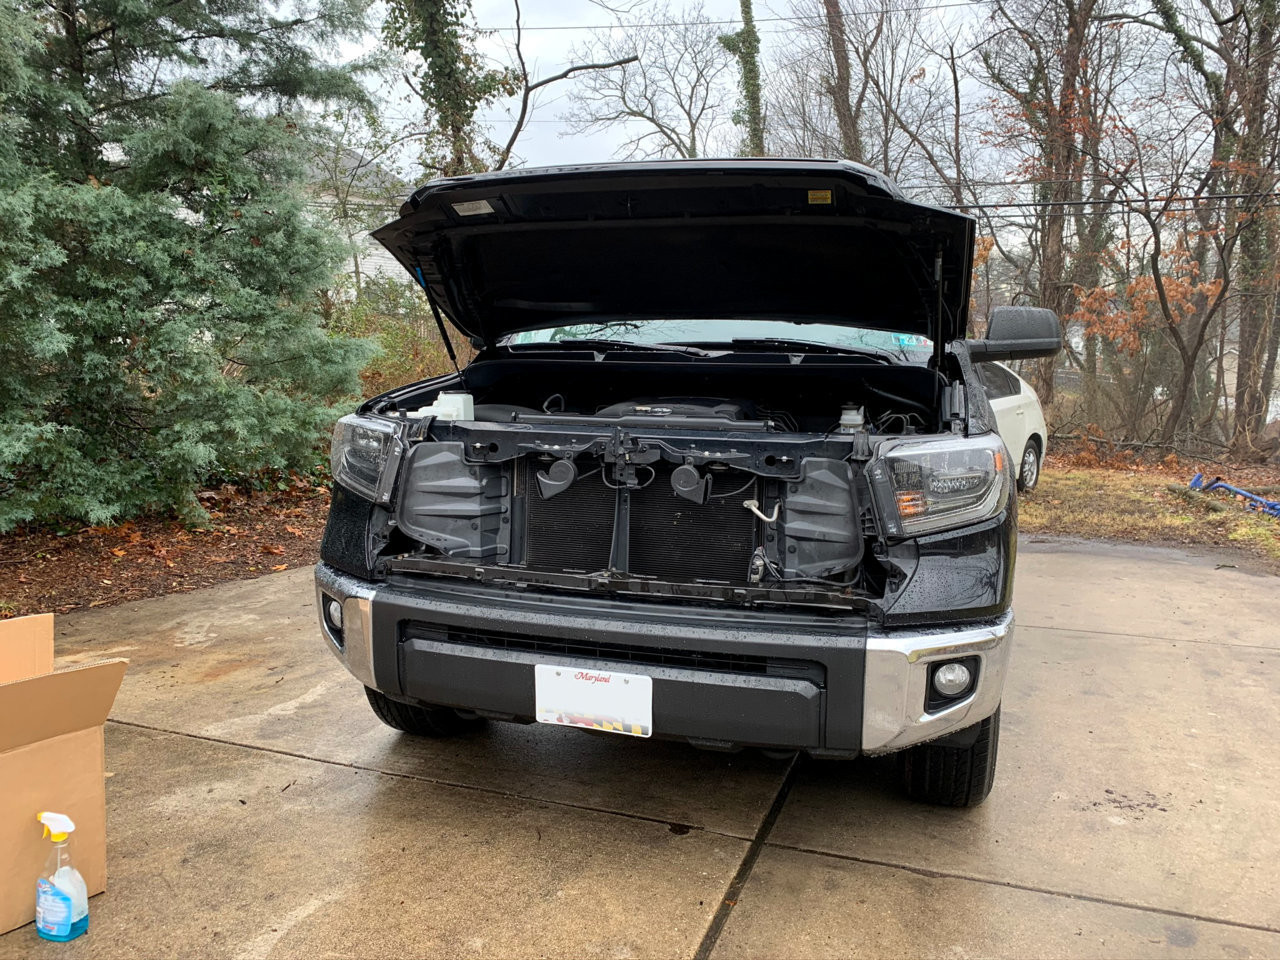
[722, 338, 896, 362]
[507, 339, 722, 358]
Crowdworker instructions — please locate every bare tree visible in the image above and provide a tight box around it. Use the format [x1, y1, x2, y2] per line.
[984, 0, 1095, 383]
[385, 0, 640, 175]
[847, 0, 972, 192]
[562, 1, 736, 159]
[492, 0, 637, 170]
[766, 0, 985, 202]
[764, 23, 844, 157]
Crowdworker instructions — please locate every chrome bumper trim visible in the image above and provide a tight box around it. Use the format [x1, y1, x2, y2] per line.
[315, 565, 378, 688]
[862, 611, 1014, 753]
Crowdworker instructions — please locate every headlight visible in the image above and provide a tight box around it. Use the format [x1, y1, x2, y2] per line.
[330, 413, 402, 503]
[869, 433, 1010, 537]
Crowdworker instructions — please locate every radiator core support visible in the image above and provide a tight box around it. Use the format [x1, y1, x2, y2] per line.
[396, 438, 864, 592]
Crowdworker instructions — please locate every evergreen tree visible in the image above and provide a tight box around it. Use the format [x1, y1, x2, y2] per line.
[0, 0, 377, 529]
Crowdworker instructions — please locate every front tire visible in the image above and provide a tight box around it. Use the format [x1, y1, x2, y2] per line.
[1017, 440, 1041, 492]
[365, 686, 486, 737]
[899, 707, 1000, 807]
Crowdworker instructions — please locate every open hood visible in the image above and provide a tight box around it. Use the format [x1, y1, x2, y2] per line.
[372, 159, 975, 349]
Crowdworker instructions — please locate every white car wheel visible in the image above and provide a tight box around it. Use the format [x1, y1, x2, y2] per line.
[1018, 441, 1040, 493]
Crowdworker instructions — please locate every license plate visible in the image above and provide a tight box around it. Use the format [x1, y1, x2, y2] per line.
[534, 664, 653, 737]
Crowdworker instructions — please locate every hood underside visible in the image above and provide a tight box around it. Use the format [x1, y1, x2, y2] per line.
[372, 159, 976, 348]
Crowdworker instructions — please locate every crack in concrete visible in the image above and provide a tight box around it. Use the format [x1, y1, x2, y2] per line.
[762, 840, 1280, 938]
[1020, 622, 1278, 651]
[107, 718, 1279, 949]
[693, 753, 799, 960]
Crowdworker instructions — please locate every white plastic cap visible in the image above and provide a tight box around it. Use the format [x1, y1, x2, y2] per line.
[837, 405, 866, 432]
[38, 811, 76, 840]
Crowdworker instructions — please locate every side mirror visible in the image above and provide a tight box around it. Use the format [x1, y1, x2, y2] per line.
[967, 306, 1062, 361]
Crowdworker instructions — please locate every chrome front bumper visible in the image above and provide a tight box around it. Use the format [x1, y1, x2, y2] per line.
[861, 611, 1014, 753]
[316, 565, 378, 688]
[317, 563, 1013, 756]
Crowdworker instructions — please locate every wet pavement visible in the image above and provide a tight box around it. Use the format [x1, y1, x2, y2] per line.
[2, 538, 1278, 958]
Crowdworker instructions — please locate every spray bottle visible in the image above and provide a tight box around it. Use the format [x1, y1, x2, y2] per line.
[35, 812, 89, 941]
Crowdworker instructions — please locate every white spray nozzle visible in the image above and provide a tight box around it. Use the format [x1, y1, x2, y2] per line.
[37, 812, 75, 842]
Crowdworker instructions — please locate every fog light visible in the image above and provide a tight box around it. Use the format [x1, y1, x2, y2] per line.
[326, 598, 343, 631]
[932, 661, 972, 697]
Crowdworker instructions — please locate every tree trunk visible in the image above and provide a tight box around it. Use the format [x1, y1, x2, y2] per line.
[821, 0, 862, 163]
[1083, 334, 1098, 424]
[445, 119, 469, 177]
[1232, 221, 1277, 453]
[735, 0, 765, 156]
[351, 243, 363, 298]
[1161, 345, 1197, 446]
[1030, 0, 1096, 408]
[1260, 290, 1280, 421]
[1229, 3, 1278, 456]
[57, 0, 96, 179]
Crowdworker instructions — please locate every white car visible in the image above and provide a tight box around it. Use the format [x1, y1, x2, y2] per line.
[977, 362, 1047, 492]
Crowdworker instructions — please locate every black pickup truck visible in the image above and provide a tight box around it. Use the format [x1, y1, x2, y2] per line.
[315, 159, 1060, 806]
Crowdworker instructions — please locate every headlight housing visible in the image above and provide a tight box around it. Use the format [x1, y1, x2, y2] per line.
[869, 433, 1011, 537]
[330, 413, 403, 503]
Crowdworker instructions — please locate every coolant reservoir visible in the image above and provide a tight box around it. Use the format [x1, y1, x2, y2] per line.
[409, 392, 474, 421]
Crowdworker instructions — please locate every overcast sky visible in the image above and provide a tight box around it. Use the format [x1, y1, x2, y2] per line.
[463, 0, 767, 167]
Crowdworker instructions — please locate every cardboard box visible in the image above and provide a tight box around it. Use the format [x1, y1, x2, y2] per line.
[0, 614, 126, 935]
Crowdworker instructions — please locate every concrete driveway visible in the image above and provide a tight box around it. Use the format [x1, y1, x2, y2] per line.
[2, 539, 1278, 959]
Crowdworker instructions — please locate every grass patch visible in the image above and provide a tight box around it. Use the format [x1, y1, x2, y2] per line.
[1021, 466, 1280, 571]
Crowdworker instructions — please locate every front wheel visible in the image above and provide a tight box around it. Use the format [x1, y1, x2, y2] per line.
[365, 686, 486, 737]
[1017, 440, 1041, 492]
[898, 707, 1000, 807]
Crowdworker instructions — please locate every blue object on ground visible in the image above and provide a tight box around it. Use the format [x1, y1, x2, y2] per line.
[1189, 473, 1280, 518]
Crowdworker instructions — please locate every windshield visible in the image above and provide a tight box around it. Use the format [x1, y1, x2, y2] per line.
[503, 318, 933, 363]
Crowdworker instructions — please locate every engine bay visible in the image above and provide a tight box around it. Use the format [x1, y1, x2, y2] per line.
[439, 353, 948, 435]
[349, 350, 974, 610]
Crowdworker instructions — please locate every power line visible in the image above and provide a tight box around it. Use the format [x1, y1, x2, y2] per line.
[970, 204, 1280, 218]
[949, 191, 1280, 211]
[477, 0, 996, 33]
[309, 187, 1280, 213]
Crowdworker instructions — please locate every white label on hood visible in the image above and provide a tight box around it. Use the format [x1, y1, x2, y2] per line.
[452, 199, 495, 216]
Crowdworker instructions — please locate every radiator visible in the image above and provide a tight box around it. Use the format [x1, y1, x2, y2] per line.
[520, 460, 757, 583]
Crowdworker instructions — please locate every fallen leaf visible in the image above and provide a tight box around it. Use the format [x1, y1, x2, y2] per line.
[110, 548, 126, 557]
[262, 544, 286, 555]
[285, 526, 303, 536]
[271, 564, 288, 572]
